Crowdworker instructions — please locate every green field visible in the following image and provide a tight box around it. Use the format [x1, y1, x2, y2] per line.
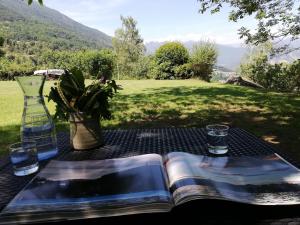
[0, 80, 300, 162]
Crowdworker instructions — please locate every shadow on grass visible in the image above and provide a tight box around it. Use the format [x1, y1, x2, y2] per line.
[1, 84, 299, 161]
[105, 85, 300, 161]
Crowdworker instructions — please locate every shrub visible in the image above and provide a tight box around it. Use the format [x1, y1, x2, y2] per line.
[240, 50, 269, 86]
[288, 59, 300, 91]
[130, 56, 152, 79]
[0, 49, 116, 81]
[240, 50, 300, 92]
[173, 63, 194, 79]
[38, 49, 115, 79]
[0, 36, 5, 58]
[0, 37, 4, 47]
[155, 61, 173, 79]
[146, 56, 161, 79]
[0, 58, 35, 80]
[190, 42, 218, 82]
[154, 42, 189, 79]
[80, 49, 115, 80]
[0, 50, 5, 58]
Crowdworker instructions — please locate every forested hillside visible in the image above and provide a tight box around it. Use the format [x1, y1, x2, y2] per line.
[0, 0, 111, 51]
[0, 0, 113, 80]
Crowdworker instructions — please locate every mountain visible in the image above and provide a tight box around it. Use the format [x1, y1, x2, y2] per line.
[270, 39, 300, 63]
[146, 40, 300, 71]
[0, 0, 111, 50]
[145, 41, 248, 71]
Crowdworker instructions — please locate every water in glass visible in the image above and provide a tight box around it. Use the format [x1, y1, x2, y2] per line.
[10, 142, 39, 176]
[206, 124, 229, 155]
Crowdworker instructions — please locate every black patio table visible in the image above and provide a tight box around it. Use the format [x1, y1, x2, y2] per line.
[0, 127, 300, 225]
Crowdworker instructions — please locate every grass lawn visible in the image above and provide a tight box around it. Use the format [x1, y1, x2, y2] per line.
[0, 80, 300, 162]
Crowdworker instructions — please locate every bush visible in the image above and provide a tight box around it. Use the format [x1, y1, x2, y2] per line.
[288, 60, 300, 91]
[240, 50, 269, 86]
[155, 61, 173, 79]
[173, 63, 194, 79]
[0, 37, 4, 47]
[190, 42, 218, 82]
[146, 56, 161, 79]
[0, 49, 115, 81]
[0, 36, 5, 58]
[38, 49, 115, 79]
[0, 49, 5, 58]
[0, 58, 35, 80]
[80, 49, 115, 80]
[130, 56, 152, 79]
[240, 51, 300, 92]
[154, 42, 189, 79]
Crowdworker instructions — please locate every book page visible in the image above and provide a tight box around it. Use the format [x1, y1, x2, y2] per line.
[164, 152, 300, 205]
[0, 154, 173, 224]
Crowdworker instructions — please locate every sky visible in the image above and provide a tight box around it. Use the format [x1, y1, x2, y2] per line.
[44, 0, 257, 45]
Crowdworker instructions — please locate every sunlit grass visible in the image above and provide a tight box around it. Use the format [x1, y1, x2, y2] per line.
[0, 80, 299, 162]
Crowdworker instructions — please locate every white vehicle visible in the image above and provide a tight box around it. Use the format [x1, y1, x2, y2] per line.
[34, 69, 65, 79]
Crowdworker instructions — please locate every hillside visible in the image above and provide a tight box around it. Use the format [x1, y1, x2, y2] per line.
[0, 0, 112, 50]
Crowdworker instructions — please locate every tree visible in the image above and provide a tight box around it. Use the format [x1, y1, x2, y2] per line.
[112, 16, 145, 78]
[154, 42, 190, 79]
[81, 49, 115, 81]
[190, 41, 218, 81]
[0, 37, 4, 47]
[239, 43, 300, 92]
[240, 44, 270, 87]
[27, 0, 43, 5]
[0, 37, 5, 58]
[38, 50, 115, 79]
[198, 0, 300, 55]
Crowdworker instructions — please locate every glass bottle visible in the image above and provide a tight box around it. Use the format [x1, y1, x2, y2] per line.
[16, 75, 58, 161]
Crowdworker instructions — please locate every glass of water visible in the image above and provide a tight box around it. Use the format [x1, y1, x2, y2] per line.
[206, 124, 229, 155]
[9, 141, 39, 176]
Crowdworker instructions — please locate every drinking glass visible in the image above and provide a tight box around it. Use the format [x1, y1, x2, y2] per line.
[206, 124, 229, 155]
[9, 141, 39, 176]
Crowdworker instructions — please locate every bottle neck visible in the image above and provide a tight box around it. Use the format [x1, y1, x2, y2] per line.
[24, 96, 45, 106]
[16, 75, 46, 97]
[23, 96, 50, 118]
[22, 95, 53, 129]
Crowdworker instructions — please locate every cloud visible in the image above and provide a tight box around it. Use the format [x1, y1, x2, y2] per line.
[145, 32, 243, 45]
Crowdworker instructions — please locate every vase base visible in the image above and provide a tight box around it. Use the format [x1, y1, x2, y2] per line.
[71, 142, 105, 151]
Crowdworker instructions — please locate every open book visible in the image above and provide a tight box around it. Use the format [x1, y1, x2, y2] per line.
[1, 152, 300, 224]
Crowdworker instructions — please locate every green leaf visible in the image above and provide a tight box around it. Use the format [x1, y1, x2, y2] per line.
[70, 68, 85, 90]
[48, 68, 118, 121]
[82, 89, 103, 112]
[59, 70, 85, 98]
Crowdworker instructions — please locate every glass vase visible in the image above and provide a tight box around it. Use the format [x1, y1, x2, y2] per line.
[16, 75, 58, 161]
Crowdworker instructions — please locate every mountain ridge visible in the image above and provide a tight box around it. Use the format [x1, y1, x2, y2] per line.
[145, 41, 248, 71]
